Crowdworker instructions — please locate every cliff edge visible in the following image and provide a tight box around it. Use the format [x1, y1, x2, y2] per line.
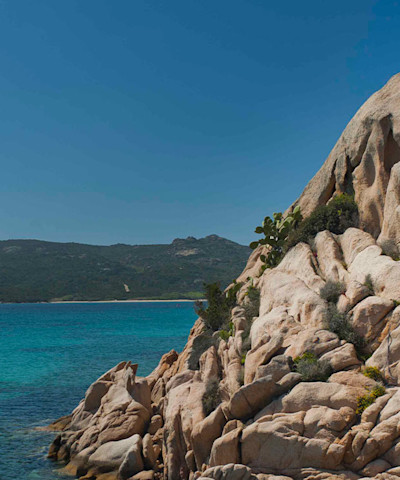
[49, 74, 400, 480]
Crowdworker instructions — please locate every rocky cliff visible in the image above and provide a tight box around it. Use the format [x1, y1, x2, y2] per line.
[48, 74, 400, 480]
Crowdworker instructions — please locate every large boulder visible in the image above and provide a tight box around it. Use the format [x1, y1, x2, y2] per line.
[241, 411, 345, 471]
[288, 73, 400, 242]
[87, 434, 141, 474]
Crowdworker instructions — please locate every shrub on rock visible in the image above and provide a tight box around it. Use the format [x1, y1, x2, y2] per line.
[286, 194, 359, 250]
[293, 352, 332, 382]
[320, 280, 345, 304]
[324, 304, 364, 353]
[195, 281, 241, 332]
[356, 384, 386, 414]
[363, 366, 385, 383]
[202, 378, 221, 416]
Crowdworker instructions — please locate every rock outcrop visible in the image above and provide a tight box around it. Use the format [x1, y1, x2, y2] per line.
[49, 75, 400, 480]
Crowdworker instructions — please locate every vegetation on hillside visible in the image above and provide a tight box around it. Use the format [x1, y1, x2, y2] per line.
[0, 236, 250, 303]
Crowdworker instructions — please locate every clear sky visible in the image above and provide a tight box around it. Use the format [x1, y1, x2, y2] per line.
[0, 0, 399, 246]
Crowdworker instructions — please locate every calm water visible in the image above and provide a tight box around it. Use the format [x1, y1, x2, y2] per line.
[0, 302, 197, 480]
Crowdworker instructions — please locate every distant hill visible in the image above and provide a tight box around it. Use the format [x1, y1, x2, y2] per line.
[0, 235, 250, 303]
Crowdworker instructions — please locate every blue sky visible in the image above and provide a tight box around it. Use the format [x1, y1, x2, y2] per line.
[0, 0, 399, 246]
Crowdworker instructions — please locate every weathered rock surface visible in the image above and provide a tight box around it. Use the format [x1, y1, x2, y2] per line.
[48, 74, 400, 479]
[288, 73, 400, 246]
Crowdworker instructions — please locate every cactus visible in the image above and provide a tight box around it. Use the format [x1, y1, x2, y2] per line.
[250, 205, 302, 270]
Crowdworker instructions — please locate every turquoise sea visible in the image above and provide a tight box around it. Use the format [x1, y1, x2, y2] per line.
[0, 302, 197, 479]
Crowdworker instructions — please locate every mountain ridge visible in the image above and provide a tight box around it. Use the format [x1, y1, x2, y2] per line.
[0, 235, 250, 302]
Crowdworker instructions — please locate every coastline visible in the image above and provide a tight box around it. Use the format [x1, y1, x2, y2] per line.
[49, 299, 201, 304]
[0, 299, 202, 305]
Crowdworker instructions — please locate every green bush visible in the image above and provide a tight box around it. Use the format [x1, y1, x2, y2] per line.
[286, 194, 359, 251]
[363, 366, 385, 383]
[293, 352, 332, 382]
[195, 282, 241, 331]
[356, 385, 386, 415]
[320, 280, 345, 304]
[364, 274, 374, 294]
[250, 206, 302, 270]
[380, 238, 400, 261]
[202, 378, 221, 416]
[226, 280, 243, 309]
[219, 330, 230, 341]
[244, 283, 260, 322]
[219, 322, 234, 341]
[324, 304, 364, 352]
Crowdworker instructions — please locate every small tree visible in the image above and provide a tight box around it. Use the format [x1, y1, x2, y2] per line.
[194, 281, 242, 331]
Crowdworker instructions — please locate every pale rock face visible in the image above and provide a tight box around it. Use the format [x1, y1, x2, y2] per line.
[288, 74, 400, 241]
[342, 280, 371, 312]
[226, 373, 300, 421]
[142, 433, 157, 471]
[338, 228, 377, 268]
[259, 270, 327, 328]
[209, 427, 242, 467]
[254, 355, 293, 382]
[147, 414, 163, 435]
[319, 343, 361, 372]
[199, 346, 220, 384]
[348, 245, 400, 302]
[201, 463, 255, 480]
[241, 411, 345, 471]
[359, 458, 392, 477]
[367, 321, 400, 383]
[256, 381, 363, 418]
[231, 306, 247, 332]
[350, 296, 394, 345]
[379, 158, 400, 249]
[329, 371, 378, 390]
[250, 307, 299, 349]
[284, 328, 340, 359]
[163, 378, 205, 479]
[244, 333, 285, 384]
[88, 433, 142, 473]
[118, 434, 144, 479]
[191, 405, 227, 469]
[378, 389, 400, 422]
[314, 231, 349, 285]
[276, 242, 325, 294]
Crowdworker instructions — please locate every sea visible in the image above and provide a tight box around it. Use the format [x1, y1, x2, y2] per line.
[0, 301, 197, 479]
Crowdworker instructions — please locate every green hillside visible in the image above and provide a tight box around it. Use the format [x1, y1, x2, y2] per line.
[0, 235, 250, 302]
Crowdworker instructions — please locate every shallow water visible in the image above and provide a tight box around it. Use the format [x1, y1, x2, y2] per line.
[0, 302, 196, 479]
